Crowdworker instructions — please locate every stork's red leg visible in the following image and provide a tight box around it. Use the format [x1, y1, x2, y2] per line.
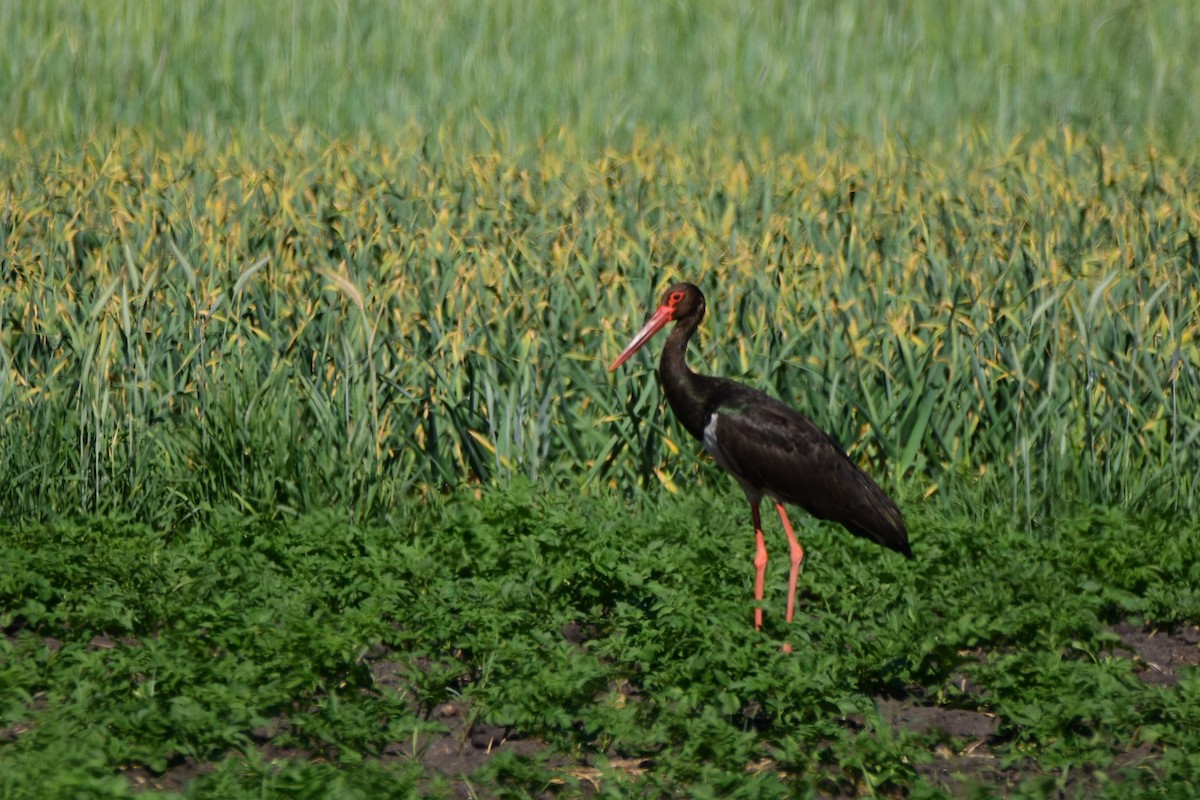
[774, 501, 805, 623]
[750, 500, 768, 631]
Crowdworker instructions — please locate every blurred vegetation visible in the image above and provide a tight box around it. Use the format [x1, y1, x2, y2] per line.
[2, 1, 1199, 151]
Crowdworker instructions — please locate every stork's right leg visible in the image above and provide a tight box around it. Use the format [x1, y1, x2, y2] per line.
[774, 501, 806, 624]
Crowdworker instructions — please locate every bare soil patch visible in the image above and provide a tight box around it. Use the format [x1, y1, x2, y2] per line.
[1110, 621, 1200, 686]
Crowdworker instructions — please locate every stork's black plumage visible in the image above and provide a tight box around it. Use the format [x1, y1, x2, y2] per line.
[609, 281, 911, 644]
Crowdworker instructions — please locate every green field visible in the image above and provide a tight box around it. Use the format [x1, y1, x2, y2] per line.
[3, 2, 1200, 797]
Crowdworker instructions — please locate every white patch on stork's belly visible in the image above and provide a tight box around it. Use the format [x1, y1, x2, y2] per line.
[703, 413, 722, 461]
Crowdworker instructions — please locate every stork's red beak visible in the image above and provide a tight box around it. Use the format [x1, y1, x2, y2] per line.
[608, 305, 674, 371]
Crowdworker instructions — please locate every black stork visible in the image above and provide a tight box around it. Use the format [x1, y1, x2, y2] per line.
[609, 282, 911, 645]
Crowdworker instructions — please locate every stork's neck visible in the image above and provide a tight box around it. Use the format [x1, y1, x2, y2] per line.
[658, 316, 716, 442]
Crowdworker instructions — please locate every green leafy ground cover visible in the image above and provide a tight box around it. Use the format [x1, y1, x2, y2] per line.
[4, 485, 1200, 798]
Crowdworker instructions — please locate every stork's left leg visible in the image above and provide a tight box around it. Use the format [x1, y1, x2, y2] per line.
[773, 501, 806, 623]
[750, 499, 768, 631]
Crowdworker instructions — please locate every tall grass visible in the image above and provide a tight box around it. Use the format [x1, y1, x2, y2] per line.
[2, 1, 1199, 151]
[1, 131, 1196, 525]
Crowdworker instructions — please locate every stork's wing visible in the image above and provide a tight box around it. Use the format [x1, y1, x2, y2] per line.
[708, 391, 911, 558]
